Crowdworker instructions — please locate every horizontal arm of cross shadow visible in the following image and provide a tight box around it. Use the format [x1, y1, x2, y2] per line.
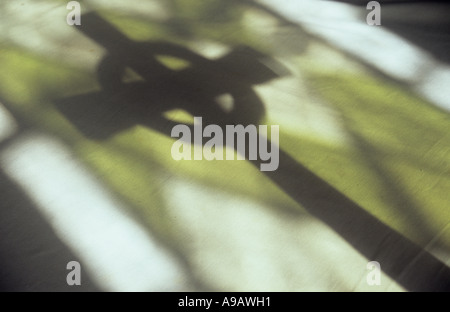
[249, 140, 450, 292]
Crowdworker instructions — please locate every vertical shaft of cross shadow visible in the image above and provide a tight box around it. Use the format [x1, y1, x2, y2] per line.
[250, 138, 450, 292]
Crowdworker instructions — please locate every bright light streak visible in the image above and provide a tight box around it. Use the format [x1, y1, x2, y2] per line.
[1, 134, 188, 291]
[164, 177, 405, 291]
[0, 103, 18, 143]
[257, 0, 450, 111]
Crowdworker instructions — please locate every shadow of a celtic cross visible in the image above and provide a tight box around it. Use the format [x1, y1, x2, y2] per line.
[56, 12, 287, 140]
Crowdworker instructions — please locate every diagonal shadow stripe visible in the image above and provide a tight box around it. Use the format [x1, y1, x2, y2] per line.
[249, 144, 450, 292]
